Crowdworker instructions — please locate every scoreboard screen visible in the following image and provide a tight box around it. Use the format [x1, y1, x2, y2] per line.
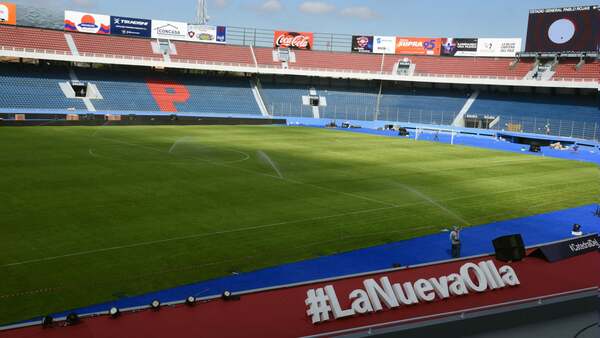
[525, 6, 599, 53]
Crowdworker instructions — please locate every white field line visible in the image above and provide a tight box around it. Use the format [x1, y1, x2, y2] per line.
[1, 205, 400, 268]
[14, 129, 592, 268]
[2, 177, 594, 268]
[85, 132, 398, 208]
[396, 183, 471, 226]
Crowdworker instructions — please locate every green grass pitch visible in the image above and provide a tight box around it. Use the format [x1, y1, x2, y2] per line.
[0, 125, 598, 324]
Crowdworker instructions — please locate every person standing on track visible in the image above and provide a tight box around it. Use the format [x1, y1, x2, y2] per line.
[450, 225, 461, 258]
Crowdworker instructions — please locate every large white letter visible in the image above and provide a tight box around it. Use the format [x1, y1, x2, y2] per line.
[393, 282, 419, 305]
[486, 260, 506, 288]
[429, 276, 450, 299]
[460, 263, 488, 293]
[478, 261, 498, 289]
[324, 285, 355, 319]
[448, 273, 469, 296]
[499, 265, 520, 286]
[350, 289, 374, 314]
[414, 279, 436, 302]
[364, 277, 400, 311]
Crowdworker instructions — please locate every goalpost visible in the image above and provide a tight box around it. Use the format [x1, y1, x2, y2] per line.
[413, 127, 458, 145]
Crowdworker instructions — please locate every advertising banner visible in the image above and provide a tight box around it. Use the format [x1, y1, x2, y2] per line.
[64, 10, 111, 34]
[110, 16, 151, 37]
[395, 37, 441, 55]
[0, 2, 16, 26]
[187, 24, 227, 44]
[530, 234, 600, 262]
[477, 38, 521, 57]
[274, 31, 313, 50]
[351, 35, 373, 53]
[441, 38, 478, 56]
[526, 6, 599, 52]
[372, 36, 395, 54]
[151, 20, 188, 40]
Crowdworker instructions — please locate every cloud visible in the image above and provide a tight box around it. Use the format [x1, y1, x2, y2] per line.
[259, 0, 283, 12]
[299, 1, 335, 14]
[214, 0, 229, 8]
[69, 0, 96, 9]
[339, 6, 378, 20]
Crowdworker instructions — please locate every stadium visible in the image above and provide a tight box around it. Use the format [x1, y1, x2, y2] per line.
[0, 1, 599, 337]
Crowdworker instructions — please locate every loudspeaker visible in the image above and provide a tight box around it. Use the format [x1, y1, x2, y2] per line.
[493, 234, 526, 262]
[398, 128, 409, 136]
[529, 144, 541, 153]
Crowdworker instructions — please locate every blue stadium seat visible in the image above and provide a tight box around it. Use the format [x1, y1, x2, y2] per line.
[0, 64, 86, 110]
[77, 69, 262, 115]
[0, 64, 262, 116]
[260, 83, 310, 118]
[470, 92, 600, 139]
[379, 88, 469, 125]
[0, 63, 597, 140]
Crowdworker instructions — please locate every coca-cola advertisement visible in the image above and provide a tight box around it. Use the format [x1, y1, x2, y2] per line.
[274, 30, 314, 50]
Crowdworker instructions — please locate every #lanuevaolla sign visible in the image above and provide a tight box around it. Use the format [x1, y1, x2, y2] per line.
[305, 260, 520, 324]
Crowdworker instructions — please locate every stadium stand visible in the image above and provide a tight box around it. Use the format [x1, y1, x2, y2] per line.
[0, 26, 598, 84]
[393, 56, 535, 78]
[0, 63, 85, 110]
[287, 49, 383, 73]
[76, 68, 262, 114]
[378, 87, 468, 124]
[469, 92, 600, 139]
[69, 32, 157, 59]
[0, 26, 71, 53]
[253, 47, 283, 68]
[171, 41, 254, 65]
[260, 78, 380, 119]
[0, 60, 596, 140]
[0, 23, 597, 139]
[260, 81, 311, 117]
[319, 87, 379, 121]
[470, 92, 600, 122]
[552, 60, 600, 81]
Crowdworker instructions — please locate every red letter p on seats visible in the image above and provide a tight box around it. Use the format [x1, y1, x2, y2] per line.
[146, 79, 190, 112]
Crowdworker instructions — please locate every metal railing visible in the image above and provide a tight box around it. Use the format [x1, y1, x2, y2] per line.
[0, 45, 597, 85]
[226, 26, 352, 52]
[487, 115, 600, 141]
[269, 103, 599, 141]
[412, 73, 521, 81]
[269, 103, 458, 126]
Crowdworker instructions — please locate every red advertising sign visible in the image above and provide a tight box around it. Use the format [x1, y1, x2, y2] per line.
[274, 31, 313, 50]
[395, 37, 441, 55]
[6, 251, 598, 338]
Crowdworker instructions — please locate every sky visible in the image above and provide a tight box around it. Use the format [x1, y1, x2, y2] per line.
[10, 0, 599, 40]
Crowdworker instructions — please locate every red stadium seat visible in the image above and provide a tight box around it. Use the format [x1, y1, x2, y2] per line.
[171, 41, 254, 66]
[553, 60, 600, 81]
[0, 26, 597, 82]
[385, 55, 534, 79]
[69, 32, 157, 58]
[0, 26, 71, 53]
